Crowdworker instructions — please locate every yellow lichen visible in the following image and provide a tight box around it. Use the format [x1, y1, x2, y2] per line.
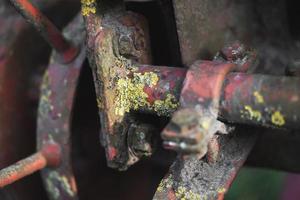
[81, 0, 96, 16]
[115, 72, 178, 116]
[153, 94, 179, 116]
[156, 174, 202, 200]
[96, 97, 103, 109]
[253, 91, 264, 104]
[46, 172, 75, 199]
[271, 111, 285, 126]
[201, 120, 211, 130]
[244, 105, 262, 121]
[115, 74, 149, 116]
[217, 187, 226, 194]
[175, 186, 201, 200]
[39, 72, 53, 116]
[157, 174, 174, 192]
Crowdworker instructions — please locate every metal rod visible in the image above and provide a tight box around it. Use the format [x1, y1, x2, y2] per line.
[0, 143, 61, 188]
[136, 66, 300, 129]
[220, 73, 300, 129]
[0, 152, 46, 188]
[9, 0, 78, 63]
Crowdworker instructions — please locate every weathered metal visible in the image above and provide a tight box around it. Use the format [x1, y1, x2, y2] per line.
[0, 153, 47, 189]
[83, 0, 300, 173]
[220, 73, 300, 129]
[84, 0, 153, 170]
[149, 40, 298, 199]
[0, 1, 49, 199]
[9, 0, 79, 63]
[0, 143, 61, 188]
[162, 61, 236, 157]
[153, 49, 254, 199]
[129, 66, 300, 131]
[133, 65, 186, 116]
[172, 0, 229, 66]
[37, 14, 86, 200]
[0, 12, 85, 199]
[153, 128, 257, 200]
[2, 0, 300, 199]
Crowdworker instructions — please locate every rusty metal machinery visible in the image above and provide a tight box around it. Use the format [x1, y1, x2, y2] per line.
[0, 0, 300, 199]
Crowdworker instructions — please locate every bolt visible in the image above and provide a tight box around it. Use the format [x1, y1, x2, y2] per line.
[118, 34, 142, 61]
[127, 123, 155, 158]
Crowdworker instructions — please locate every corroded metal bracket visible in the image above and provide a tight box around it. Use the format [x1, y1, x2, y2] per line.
[83, 0, 154, 170]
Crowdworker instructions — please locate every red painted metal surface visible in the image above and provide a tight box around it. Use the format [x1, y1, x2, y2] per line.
[37, 14, 86, 200]
[2, 1, 300, 199]
[0, 1, 49, 199]
[0, 12, 85, 199]
[162, 61, 236, 155]
[220, 73, 300, 129]
[132, 65, 300, 130]
[9, 0, 78, 63]
[135, 65, 186, 114]
[0, 153, 47, 188]
[84, 0, 153, 170]
[154, 59, 253, 200]
[0, 143, 61, 188]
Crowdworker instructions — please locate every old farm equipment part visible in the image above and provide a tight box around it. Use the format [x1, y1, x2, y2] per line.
[0, 0, 300, 199]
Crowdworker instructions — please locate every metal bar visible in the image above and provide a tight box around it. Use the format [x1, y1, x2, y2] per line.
[153, 127, 257, 200]
[220, 73, 300, 129]
[9, 0, 78, 63]
[0, 143, 61, 188]
[133, 65, 186, 116]
[0, 152, 47, 188]
[37, 14, 86, 200]
[136, 66, 300, 129]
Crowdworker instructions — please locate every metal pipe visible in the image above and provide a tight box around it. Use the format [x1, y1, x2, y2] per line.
[9, 0, 78, 63]
[0, 143, 61, 188]
[220, 73, 300, 129]
[0, 152, 47, 188]
[136, 66, 300, 129]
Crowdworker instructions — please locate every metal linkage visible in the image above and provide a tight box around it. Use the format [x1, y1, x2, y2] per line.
[84, 0, 300, 172]
[162, 60, 237, 158]
[9, 0, 79, 63]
